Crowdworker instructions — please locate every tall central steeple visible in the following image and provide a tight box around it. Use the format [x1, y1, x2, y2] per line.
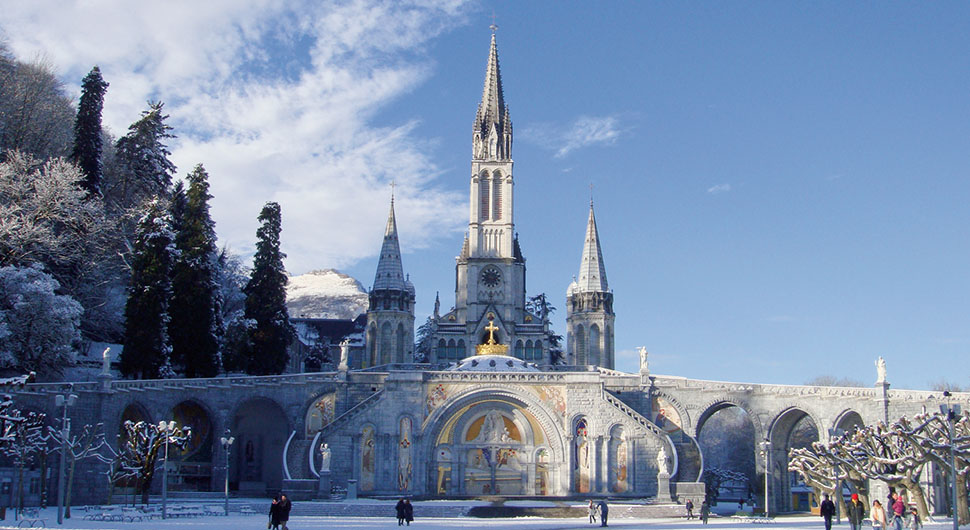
[473, 32, 512, 162]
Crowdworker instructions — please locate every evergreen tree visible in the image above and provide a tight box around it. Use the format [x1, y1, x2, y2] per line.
[169, 165, 221, 377]
[527, 293, 564, 364]
[111, 101, 176, 209]
[120, 200, 175, 379]
[414, 316, 434, 363]
[243, 202, 294, 375]
[70, 66, 108, 197]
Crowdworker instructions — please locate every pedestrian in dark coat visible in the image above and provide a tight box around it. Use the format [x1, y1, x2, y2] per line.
[268, 495, 281, 530]
[396, 498, 407, 525]
[278, 493, 292, 530]
[700, 501, 710, 524]
[403, 499, 414, 525]
[686, 498, 695, 519]
[598, 500, 609, 527]
[847, 493, 867, 530]
[820, 493, 836, 530]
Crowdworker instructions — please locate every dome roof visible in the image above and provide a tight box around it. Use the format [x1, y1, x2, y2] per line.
[448, 354, 541, 372]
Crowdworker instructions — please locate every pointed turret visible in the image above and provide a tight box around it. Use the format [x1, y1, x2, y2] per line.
[373, 197, 406, 291]
[473, 32, 512, 161]
[576, 201, 608, 293]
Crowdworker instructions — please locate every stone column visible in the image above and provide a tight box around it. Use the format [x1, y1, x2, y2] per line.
[566, 435, 575, 493]
[595, 436, 607, 493]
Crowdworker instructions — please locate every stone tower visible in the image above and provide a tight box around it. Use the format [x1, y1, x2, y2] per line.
[566, 201, 615, 368]
[432, 30, 552, 363]
[365, 196, 415, 367]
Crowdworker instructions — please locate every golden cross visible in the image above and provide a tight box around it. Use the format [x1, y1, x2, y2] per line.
[484, 320, 499, 344]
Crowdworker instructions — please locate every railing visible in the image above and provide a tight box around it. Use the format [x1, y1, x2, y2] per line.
[602, 391, 665, 437]
[318, 389, 385, 437]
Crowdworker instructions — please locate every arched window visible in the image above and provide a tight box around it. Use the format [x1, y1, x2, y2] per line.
[534, 340, 543, 362]
[589, 325, 601, 366]
[492, 170, 502, 220]
[479, 172, 490, 221]
[380, 322, 392, 365]
[395, 324, 406, 364]
[604, 326, 613, 367]
[437, 339, 446, 362]
[575, 325, 587, 365]
[447, 339, 456, 360]
[457, 339, 466, 359]
[514, 340, 524, 359]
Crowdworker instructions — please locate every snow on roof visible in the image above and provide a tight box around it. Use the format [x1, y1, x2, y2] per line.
[287, 269, 368, 320]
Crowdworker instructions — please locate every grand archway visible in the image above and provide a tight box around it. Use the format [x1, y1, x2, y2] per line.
[767, 408, 819, 513]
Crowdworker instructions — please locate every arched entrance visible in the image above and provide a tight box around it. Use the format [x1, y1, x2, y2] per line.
[768, 408, 819, 513]
[697, 404, 757, 510]
[427, 390, 563, 497]
[171, 400, 214, 491]
[230, 398, 289, 494]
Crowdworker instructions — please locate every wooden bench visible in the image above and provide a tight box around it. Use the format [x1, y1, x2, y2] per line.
[16, 518, 46, 528]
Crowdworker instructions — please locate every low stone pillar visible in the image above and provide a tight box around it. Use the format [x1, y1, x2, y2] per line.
[346, 479, 358, 500]
[317, 471, 331, 499]
[656, 472, 673, 503]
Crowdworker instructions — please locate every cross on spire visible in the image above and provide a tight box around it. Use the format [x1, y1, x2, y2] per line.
[489, 11, 498, 33]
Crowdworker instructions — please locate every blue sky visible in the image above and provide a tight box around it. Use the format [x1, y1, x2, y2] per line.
[3, 1, 967, 389]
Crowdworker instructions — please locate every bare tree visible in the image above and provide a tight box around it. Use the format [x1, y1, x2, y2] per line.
[0, 410, 46, 518]
[116, 420, 190, 505]
[44, 422, 107, 518]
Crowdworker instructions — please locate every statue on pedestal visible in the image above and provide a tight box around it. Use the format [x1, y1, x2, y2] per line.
[656, 445, 669, 475]
[338, 340, 350, 371]
[320, 442, 332, 472]
[638, 346, 649, 374]
[875, 356, 887, 384]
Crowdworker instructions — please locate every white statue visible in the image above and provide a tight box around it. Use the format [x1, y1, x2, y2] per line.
[338, 340, 350, 371]
[101, 347, 111, 375]
[656, 445, 669, 475]
[875, 356, 887, 383]
[319, 442, 332, 472]
[638, 346, 649, 373]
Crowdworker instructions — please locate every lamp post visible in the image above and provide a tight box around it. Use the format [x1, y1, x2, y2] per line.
[941, 391, 962, 530]
[158, 421, 176, 519]
[828, 428, 845, 524]
[760, 439, 771, 518]
[219, 430, 234, 516]
[54, 387, 76, 525]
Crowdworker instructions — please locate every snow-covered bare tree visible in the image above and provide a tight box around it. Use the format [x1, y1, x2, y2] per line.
[70, 66, 108, 197]
[44, 422, 106, 518]
[242, 202, 294, 375]
[0, 265, 81, 377]
[121, 199, 176, 379]
[0, 410, 46, 517]
[116, 420, 190, 505]
[0, 47, 74, 161]
[899, 411, 970, 524]
[169, 164, 222, 377]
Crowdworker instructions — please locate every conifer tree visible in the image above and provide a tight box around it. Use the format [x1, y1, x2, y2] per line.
[70, 66, 108, 197]
[243, 202, 294, 375]
[120, 199, 175, 379]
[112, 101, 176, 207]
[169, 165, 221, 377]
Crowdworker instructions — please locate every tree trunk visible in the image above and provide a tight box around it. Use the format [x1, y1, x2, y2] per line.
[64, 455, 76, 518]
[16, 461, 24, 520]
[956, 474, 969, 525]
[901, 480, 930, 522]
[141, 474, 153, 505]
[38, 453, 48, 509]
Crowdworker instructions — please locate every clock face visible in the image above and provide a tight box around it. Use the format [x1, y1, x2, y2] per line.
[480, 267, 502, 288]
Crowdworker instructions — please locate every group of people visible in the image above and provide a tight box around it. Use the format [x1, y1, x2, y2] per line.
[684, 498, 710, 524]
[587, 499, 609, 526]
[268, 493, 292, 530]
[395, 498, 415, 526]
[821, 490, 921, 530]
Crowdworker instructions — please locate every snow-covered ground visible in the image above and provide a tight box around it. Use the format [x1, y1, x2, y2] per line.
[0, 504, 959, 530]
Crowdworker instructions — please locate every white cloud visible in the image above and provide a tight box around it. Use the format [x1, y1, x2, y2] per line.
[0, 0, 471, 274]
[706, 183, 732, 194]
[524, 115, 623, 158]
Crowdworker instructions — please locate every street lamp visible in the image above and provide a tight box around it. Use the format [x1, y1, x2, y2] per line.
[828, 428, 845, 524]
[219, 430, 234, 516]
[759, 439, 771, 518]
[54, 387, 76, 525]
[941, 391, 962, 530]
[158, 421, 176, 519]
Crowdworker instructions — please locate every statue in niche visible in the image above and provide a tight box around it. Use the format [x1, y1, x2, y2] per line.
[473, 410, 511, 443]
[875, 356, 887, 383]
[656, 445, 669, 475]
[319, 442, 331, 472]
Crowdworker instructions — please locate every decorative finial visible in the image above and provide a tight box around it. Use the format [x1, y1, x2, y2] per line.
[390, 180, 396, 204]
[590, 182, 594, 207]
[489, 11, 498, 33]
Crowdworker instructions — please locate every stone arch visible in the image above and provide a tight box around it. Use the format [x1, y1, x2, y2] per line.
[766, 406, 821, 513]
[834, 409, 865, 434]
[572, 416, 592, 493]
[359, 422, 378, 492]
[608, 424, 629, 493]
[695, 399, 757, 500]
[304, 392, 337, 436]
[171, 399, 215, 490]
[118, 401, 152, 436]
[695, 398, 762, 440]
[229, 397, 289, 494]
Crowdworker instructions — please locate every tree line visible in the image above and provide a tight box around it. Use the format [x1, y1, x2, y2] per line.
[0, 44, 294, 380]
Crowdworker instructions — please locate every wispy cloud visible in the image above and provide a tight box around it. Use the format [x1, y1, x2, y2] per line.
[524, 115, 623, 158]
[0, 0, 471, 273]
[707, 183, 732, 194]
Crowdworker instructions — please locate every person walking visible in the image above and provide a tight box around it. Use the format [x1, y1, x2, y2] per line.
[700, 501, 710, 524]
[587, 499, 598, 524]
[278, 492, 292, 530]
[891, 492, 906, 530]
[598, 500, 609, 527]
[686, 498, 695, 520]
[268, 495, 281, 530]
[872, 500, 888, 530]
[820, 494, 836, 530]
[403, 498, 414, 526]
[396, 498, 407, 526]
[846, 493, 866, 530]
[907, 507, 921, 530]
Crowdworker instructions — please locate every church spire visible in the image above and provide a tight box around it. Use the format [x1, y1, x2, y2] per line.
[577, 200, 608, 292]
[373, 195, 406, 291]
[473, 31, 512, 161]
